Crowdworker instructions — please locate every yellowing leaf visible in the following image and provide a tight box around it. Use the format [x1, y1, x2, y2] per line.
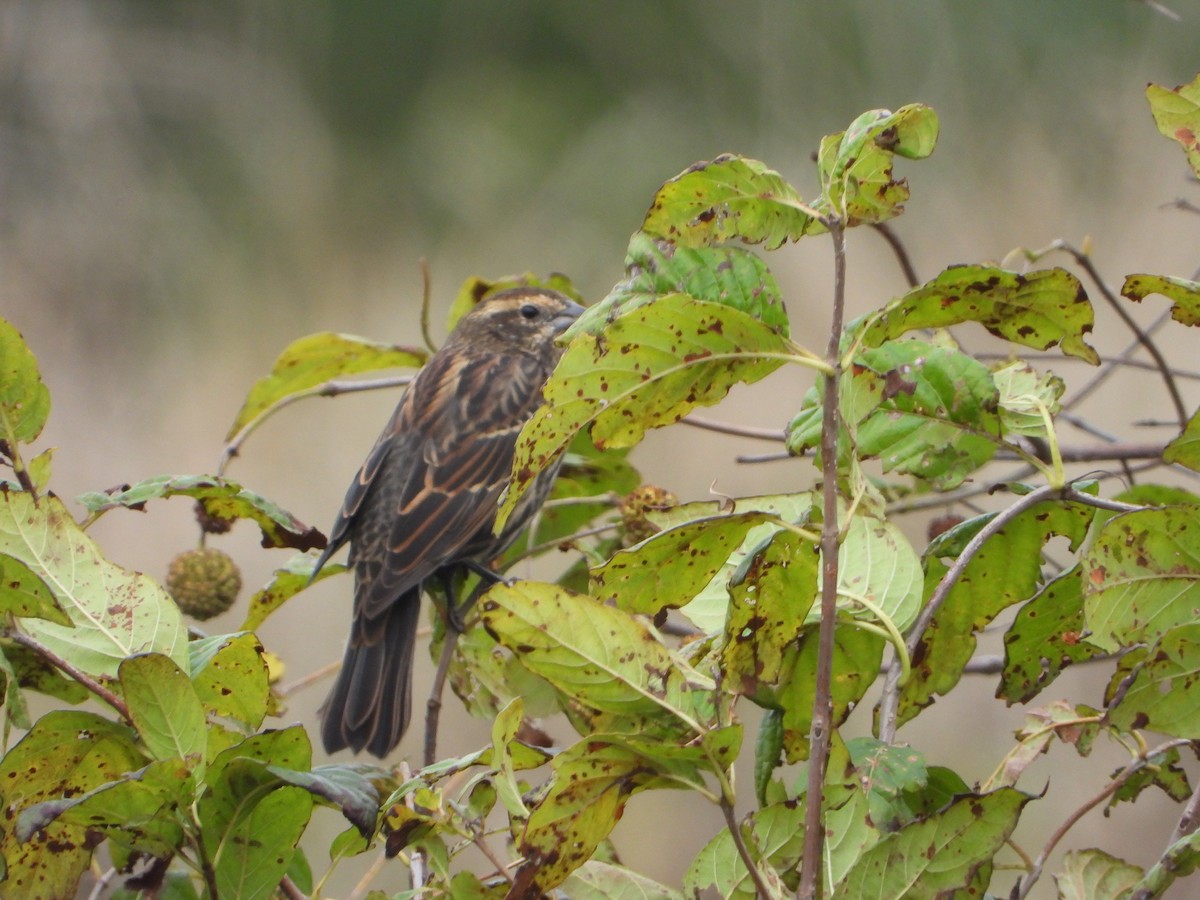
[1146, 74, 1200, 178]
[226, 332, 425, 441]
[0, 492, 187, 677]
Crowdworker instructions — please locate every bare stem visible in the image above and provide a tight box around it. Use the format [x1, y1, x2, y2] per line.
[799, 216, 848, 900]
[870, 221, 920, 288]
[721, 797, 774, 899]
[218, 374, 414, 477]
[1031, 241, 1187, 428]
[683, 415, 785, 442]
[1011, 738, 1192, 899]
[7, 629, 131, 724]
[877, 484, 1144, 743]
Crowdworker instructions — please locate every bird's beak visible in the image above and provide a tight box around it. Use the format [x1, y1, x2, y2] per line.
[552, 300, 587, 334]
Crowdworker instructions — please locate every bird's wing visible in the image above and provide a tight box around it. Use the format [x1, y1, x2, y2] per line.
[355, 347, 550, 623]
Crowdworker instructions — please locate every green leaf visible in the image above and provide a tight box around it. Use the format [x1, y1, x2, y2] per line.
[576, 231, 790, 335]
[1055, 849, 1143, 900]
[480, 582, 711, 733]
[17, 757, 191, 858]
[685, 799, 805, 899]
[226, 332, 425, 440]
[0, 316, 51, 447]
[0, 710, 143, 900]
[1084, 506, 1200, 651]
[1146, 74, 1200, 178]
[1107, 623, 1200, 738]
[265, 763, 381, 837]
[724, 529, 819, 694]
[816, 104, 939, 224]
[198, 727, 315, 900]
[898, 500, 1095, 727]
[1134, 828, 1200, 896]
[845, 738, 936, 833]
[0, 492, 187, 678]
[832, 514, 922, 633]
[560, 860, 685, 900]
[0, 552, 71, 624]
[505, 429, 640, 564]
[790, 340, 1002, 490]
[860, 265, 1098, 364]
[1121, 273, 1200, 327]
[1000, 566, 1103, 704]
[993, 361, 1065, 438]
[594, 511, 785, 618]
[754, 708, 785, 807]
[77, 474, 324, 551]
[641, 155, 823, 249]
[777, 625, 884, 762]
[509, 740, 661, 897]
[1, 641, 89, 705]
[500, 294, 794, 529]
[120, 653, 207, 763]
[832, 788, 1029, 898]
[241, 552, 344, 632]
[189, 632, 270, 731]
[1164, 407, 1200, 472]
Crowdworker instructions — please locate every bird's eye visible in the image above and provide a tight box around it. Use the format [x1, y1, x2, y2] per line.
[519, 303, 540, 320]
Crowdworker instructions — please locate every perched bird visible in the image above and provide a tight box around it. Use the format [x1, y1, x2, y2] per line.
[314, 287, 585, 758]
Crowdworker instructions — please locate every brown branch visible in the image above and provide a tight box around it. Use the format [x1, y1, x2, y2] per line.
[721, 798, 774, 899]
[877, 484, 1144, 743]
[683, 415, 785, 442]
[871, 221, 921, 288]
[1039, 242, 1188, 427]
[800, 216, 848, 899]
[7, 629, 131, 724]
[1012, 738, 1192, 899]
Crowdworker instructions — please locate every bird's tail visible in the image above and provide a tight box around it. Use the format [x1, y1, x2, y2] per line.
[321, 590, 421, 758]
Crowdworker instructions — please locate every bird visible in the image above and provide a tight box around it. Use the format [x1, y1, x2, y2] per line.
[313, 287, 585, 758]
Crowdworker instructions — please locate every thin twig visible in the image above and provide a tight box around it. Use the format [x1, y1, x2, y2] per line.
[278, 875, 307, 900]
[877, 484, 1144, 742]
[8, 629, 131, 724]
[218, 374, 415, 476]
[419, 258, 438, 354]
[278, 659, 340, 698]
[871, 221, 921, 288]
[347, 850, 390, 900]
[1166, 768, 1200, 850]
[683, 415, 785, 442]
[425, 624, 460, 768]
[800, 217, 848, 900]
[1033, 241, 1187, 427]
[721, 798, 774, 899]
[1011, 738, 1192, 899]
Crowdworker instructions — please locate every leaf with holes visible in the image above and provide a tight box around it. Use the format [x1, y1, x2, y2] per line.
[1121, 273, 1200, 327]
[1147, 74, 1200, 178]
[1084, 506, 1200, 651]
[816, 104, 939, 224]
[499, 294, 795, 530]
[860, 265, 1097, 364]
[642, 155, 823, 249]
[77, 474, 325, 551]
[575, 231, 790, 335]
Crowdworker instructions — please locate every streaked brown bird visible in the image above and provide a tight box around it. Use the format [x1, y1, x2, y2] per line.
[313, 287, 584, 758]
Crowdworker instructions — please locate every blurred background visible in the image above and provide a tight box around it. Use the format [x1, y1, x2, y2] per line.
[4, 0, 1200, 896]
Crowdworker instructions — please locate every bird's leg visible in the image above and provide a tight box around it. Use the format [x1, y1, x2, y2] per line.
[441, 561, 511, 632]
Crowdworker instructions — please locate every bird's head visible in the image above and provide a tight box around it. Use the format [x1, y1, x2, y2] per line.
[452, 287, 585, 354]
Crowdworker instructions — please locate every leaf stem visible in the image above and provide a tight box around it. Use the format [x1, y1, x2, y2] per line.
[6, 629, 131, 724]
[720, 796, 775, 900]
